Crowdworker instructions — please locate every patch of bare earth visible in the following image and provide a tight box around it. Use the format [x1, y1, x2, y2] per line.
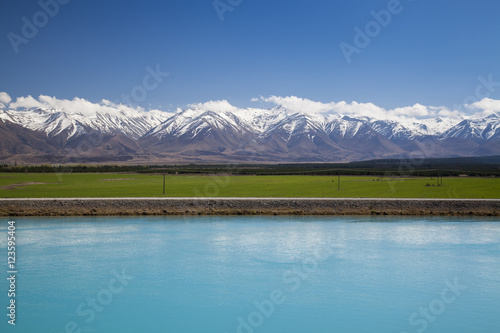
[0, 182, 50, 190]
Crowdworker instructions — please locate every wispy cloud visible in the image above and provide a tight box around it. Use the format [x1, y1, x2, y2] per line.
[254, 95, 491, 120]
[468, 98, 500, 115]
[256, 96, 339, 114]
[188, 100, 240, 113]
[0, 92, 12, 108]
[8, 95, 43, 109]
[3, 92, 499, 121]
[5, 93, 166, 117]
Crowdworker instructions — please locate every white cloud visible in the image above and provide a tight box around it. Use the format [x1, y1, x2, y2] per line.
[256, 95, 429, 119]
[333, 100, 387, 118]
[7, 94, 171, 118]
[468, 98, 500, 113]
[5, 93, 487, 122]
[437, 109, 462, 117]
[254, 95, 467, 121]
[0, 92, 12, 108]
[389, 104, 433, 117]
[188, 100, 239, 113]
[9, 95, 44, 109]
[258, 96, 336, 114]
[258, 95, 391, 118]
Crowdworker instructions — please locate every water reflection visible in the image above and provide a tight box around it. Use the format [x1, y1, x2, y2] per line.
[0, 216, 498, 333]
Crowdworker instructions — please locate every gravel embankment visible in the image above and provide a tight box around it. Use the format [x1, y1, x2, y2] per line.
[0, 198, 499, 216]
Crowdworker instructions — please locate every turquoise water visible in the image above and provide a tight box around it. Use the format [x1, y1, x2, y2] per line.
[1, 216, 499, 333]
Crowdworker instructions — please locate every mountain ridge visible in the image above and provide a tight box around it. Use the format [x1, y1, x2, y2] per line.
[1, 106, 499, 164]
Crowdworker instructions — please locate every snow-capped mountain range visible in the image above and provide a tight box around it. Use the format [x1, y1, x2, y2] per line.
[0, 107, 169, 140]
[1, 105, 499, 164]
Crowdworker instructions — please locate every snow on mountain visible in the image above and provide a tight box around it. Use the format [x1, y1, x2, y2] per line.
[266, 112, 329, 141]
[234, 106, 290, 134]
[326, 116, 370, 139]
[417, 117, 463, 137]
[441, 112, 500, 140]
[177, 110, 245, 139]
[0, 107, 171, 140]
[368, 116, 465, 140]
[35, 111, 84, 138]
[147, 108, 249, 140]
[1, 103, 499, 163]
[3, 104, 499, 144]
[368, 119, 414, 140]
[482, 113, 500, 140]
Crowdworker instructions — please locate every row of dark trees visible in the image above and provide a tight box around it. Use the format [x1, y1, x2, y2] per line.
[1, 155, 499, 177]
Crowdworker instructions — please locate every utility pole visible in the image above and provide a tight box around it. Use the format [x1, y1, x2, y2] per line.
[437, 170, 443, 187]
[163, 173, 166, 195]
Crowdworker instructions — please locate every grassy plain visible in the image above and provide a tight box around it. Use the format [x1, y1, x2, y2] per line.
[0, 173, 498, 198]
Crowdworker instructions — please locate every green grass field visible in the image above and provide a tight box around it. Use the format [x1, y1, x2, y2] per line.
[0, 173, 498, 198]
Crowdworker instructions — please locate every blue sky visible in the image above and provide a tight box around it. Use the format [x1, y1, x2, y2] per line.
[1, 0, 500, 113]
